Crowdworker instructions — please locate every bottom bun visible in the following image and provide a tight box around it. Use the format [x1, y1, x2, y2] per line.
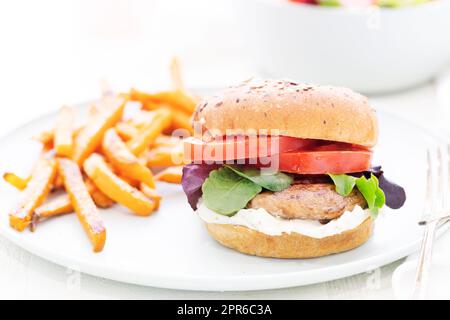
[205, 217, 373, 259]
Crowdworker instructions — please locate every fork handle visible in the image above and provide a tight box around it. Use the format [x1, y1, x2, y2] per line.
[413, 219, 440, 299]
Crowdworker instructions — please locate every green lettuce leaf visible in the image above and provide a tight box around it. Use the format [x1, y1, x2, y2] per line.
[202, 167, 262, 216]
[328, 173, 385, 219]
[328, 174, 357, 196]
[355, 174, 385, 219]
[225, 165, 293, 192]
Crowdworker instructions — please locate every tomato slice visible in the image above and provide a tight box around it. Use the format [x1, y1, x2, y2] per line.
[184, 136, 316, 163]
[277, 145, 372, 174]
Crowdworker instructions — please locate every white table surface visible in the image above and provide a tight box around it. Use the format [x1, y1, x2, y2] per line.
[0, 0, 449, 299]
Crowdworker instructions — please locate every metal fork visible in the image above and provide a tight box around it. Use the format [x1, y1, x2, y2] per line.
[413, 145, 450, 299]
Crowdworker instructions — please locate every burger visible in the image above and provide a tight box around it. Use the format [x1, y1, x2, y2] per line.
[181, 79, 406, 259]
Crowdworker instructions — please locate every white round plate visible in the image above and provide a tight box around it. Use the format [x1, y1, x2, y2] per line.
[0, 104, 443, 291]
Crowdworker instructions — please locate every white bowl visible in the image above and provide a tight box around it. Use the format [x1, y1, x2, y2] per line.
[238, 0, 450, 94]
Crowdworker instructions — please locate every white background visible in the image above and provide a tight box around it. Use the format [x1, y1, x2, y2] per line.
[0, 0, 449, 299]
[0, 0, 253, 137]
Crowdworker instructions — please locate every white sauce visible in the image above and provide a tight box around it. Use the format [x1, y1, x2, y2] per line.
[196, 202, 370, 239]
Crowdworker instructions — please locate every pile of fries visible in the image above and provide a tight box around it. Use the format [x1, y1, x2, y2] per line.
[4, 59, 196, 253]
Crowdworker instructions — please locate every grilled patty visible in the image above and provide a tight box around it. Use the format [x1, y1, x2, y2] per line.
[249, 183, 366, 221]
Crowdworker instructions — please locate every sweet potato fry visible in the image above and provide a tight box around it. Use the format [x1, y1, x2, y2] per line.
[120, 176, 140, 188]
[154, 135, 181, 148]
[115, 122, 138, 141]
[147, 144, 185, 167]
[84, 154, 156, 216]
[148, 91, 196, 114]
[102, 128, 156, 188]
[33, 179, 113, 230]
[33, 130, 54, 150]
[72, 96, 125, 165]
[85, 177, 115, 208]
[30, 194, 73, 231]
[3, 173, 30, 191]
[142, 100, 161, 111]
[155, 166, 183, 184]
[170, 107, 193, 134]
[35, 194, 73, 219]
[52, 173, 65, 191]
[170, 57, 184, 91]
[127, 109, 172, 155]
[129, 88, 196, 114]
[9, 158, 57, 231]
[139, 183, 161, 210]
[58, 158, 106, 252]
[126, 110, 158, 130]
[36, 126, 83, 151]
[54, 106, 75, 157]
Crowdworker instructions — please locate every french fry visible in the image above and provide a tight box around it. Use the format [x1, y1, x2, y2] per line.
[129, 88, 196, 114]
[54, 106, 75, 157]
[146, 150, 174, 167]
[72, 96, 125, 165]
[52, 173, 65, 191]
[30, 193, 73, 232]
[142, 100, 161, 111]
[146, 91, 196, 114]
[170, 57, 184, 91]
[154, 135, 181, 148]
[127, 109, 172, 156]
[35, 194, 73, 219]
[155, 166, 183, 184]
[32, 178, 114, 230]
[33, 130, 54, 150]
[84, 154, 156, 216]
[128, 88, 151, 104]
[85, 177, 115, 208]
[102, 128, 156, 188]
[115, 122, 138, 141]
[58, 158, 106, 252]
[140, 103, 192, 134]
[36, 126, 83, 151]
[147, 144, 185, 167]
[139, 183, 161, 210]
[3, 173, 30, 191]
[31, 195, 71, 231]
[170, 107, 193, 134]
[9, 157, 57, 231]
[120, 176, 140, 188]
[126, 110, 157, 130]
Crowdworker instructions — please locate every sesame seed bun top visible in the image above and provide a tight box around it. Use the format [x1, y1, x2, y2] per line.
[193, 78, 378, 147]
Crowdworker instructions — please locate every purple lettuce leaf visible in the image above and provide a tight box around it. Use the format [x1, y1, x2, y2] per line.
[181, 164, 220, 210]
[377, 174, 406, 209]
[356, 166, 406, 210]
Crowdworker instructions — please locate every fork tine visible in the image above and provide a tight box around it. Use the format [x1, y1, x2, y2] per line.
[426, 149, 433, 213]
[420, 148, 446, 225]
[435, 145, 448, 214]
[413, 145, 448, 299]
[442, 146, 448, 210]
[428, 148, 437, 217]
